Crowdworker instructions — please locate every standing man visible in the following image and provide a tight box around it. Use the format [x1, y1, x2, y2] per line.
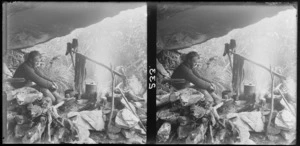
[12, 51, 65, 104]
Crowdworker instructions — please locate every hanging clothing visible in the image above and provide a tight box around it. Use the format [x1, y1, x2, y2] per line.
[74, 53, 86, 96]
[232, 54, 245, 96]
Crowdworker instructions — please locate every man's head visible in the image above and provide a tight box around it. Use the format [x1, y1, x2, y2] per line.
[185, 51, 200, 68]
[26, 51, 41, 67]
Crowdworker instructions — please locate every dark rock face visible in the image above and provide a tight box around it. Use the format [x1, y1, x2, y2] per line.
[157, 4, 292, 51]
[6, 2, 145, 50]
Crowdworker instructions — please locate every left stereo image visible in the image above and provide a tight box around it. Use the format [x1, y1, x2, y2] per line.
[2, 2, 147, 144]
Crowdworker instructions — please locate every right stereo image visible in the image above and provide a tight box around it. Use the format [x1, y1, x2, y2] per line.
[156, 2, 297, 145]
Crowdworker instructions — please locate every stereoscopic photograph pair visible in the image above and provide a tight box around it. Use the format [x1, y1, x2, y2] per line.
[2, 2, 297, 145]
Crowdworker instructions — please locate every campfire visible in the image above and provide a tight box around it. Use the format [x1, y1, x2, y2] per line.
[4, 69, 147, 144]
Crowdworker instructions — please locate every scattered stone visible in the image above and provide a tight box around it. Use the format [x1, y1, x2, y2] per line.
[267, 134, 282, 142]
[12, 87, 43, 105]
[27, 104, 44, 118]
[133, 124, 146, 135]
[280, 130, 296, 144]
[156, 108, 180, 123]
[22, 117, 47, 143]
[73, 121, 90, 142]
[236, 138, 256, 144]
[227, 113, 252, 144]
[179, 88, 204, 106]
[83, 138, 96, 144]
[239, 111, 264, 132]
[107, 133, 121, 140]
[133, 102, 143, 108]
[267, 124, 281, 135]
[67, 110, 105, 143]
[71, 137, 97, 144]
[215, 129, 227, 142]
[79, 110, 105, 131]
[177, 124, 193, 139]
[156, 93, 171, 106]
[157, 122, 171, 142]
[236, 126, 251, 144]
[190, 105, 206, 119]
[177, 116, 190, 126]
[185, 125, 203, 144]
[127, 134, 145, 144]
[170, 92, 181, 102]
[14, 123, 32, 138]
[275, 109, 296, 131]
[115, 109, 139, 129]
[121, 129, 136, 139]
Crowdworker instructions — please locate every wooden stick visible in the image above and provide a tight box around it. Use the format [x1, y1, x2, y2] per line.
[266, 65, 275, 135]
[71, 51, 124, 78]
[47, 111, 52, 142]
[274, 83, 293, 113]
[210, 102, 226, 128]
[278, 89, 296, 116]
[210, 124, 214, 144]
[108, 64, 115, 129]
[232, 53, 286, 80]
[227, 53, 233, 72]
[117, 87, 146, 132]
[117, 68, 146, 132]
[70, 51, 75, 70]
[69, 51, 76, 91]
[53, 101, 65, 109]
[227, 53, 233, 92]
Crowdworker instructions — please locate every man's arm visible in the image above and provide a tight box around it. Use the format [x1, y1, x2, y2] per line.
[181, 66, 211, 90]
[192, 69, 212, 83]
[23, 64, 53, 89]
[35, 68, 53, 82]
